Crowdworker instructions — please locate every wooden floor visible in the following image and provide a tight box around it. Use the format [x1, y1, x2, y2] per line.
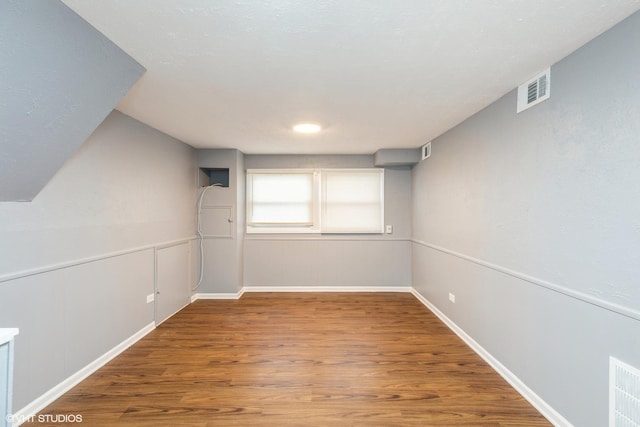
[27, 293, 550, 426]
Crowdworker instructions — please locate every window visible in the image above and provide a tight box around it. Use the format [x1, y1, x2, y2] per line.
[246, 170, 320, 233]
[246, 168, 384, 234]
[321, 170, 384, 233]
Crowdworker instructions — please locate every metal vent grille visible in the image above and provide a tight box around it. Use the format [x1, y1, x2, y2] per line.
[527, 81, 538, 103]
[538, 74, 547, 98]
[421, 142, 431, 160]
[610, 357, 640, 427]
[517, 68, 551, 113]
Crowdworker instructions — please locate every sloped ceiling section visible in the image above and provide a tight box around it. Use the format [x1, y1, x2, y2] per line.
[0, 0, 145, 202]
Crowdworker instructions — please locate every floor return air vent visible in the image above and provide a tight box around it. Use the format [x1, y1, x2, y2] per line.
[610, 357, 640, 427]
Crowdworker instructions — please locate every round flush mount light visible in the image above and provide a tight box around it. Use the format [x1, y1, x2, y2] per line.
[292, 123, 322, 134]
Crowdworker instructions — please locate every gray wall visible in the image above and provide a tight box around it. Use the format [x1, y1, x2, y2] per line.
[244, 155, 412, 288]
[0, 0, 145, 202]
[196, 149, 245, 294]
[411, 11, 640, 427]
[0, 111, 197, 412]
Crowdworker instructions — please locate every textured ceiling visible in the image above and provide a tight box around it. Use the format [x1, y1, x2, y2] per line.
[62, 0, 640, 154]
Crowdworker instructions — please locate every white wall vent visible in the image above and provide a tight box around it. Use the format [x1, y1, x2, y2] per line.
[517, 68, 551, 113]
[610, 357, 640, 427]
[421, 142, 431, 160]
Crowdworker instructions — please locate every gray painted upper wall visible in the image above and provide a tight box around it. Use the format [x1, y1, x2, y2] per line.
[196, 149, 245, 293]
[0, 0, 145, 202]
[411, 10, 640, 427]
[414, 10, 640, 315]
[0, 111, 197, 276]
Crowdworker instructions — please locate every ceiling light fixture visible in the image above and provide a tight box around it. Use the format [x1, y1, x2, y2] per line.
[293, 123, 322, 134]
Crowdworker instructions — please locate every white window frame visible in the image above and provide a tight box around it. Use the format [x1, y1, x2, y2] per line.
[246, 168, 384, 234]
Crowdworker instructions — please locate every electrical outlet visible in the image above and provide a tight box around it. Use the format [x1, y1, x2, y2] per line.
[146, 294, 155, 303]
[385, 225, 393, 234]
[448, 293, 456, 303]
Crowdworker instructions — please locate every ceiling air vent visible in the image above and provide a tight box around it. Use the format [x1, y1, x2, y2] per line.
[517, 68, 551, 113]
[421, 142, 431, 160]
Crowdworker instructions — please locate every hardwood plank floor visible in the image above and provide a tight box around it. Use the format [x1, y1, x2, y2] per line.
[25, 293, 551, 426]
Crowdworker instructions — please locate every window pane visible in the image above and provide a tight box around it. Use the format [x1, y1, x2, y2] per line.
[322, 170, 383, 233]
[250, 173, 313, 225]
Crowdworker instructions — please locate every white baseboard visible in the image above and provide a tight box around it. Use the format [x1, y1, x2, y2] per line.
[11, 322, 156, 427]
[191, 287, 411, 301]
[191, 290, 244, 302]
[242, 286, 412, 293]
[409, 289, 571, 427]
